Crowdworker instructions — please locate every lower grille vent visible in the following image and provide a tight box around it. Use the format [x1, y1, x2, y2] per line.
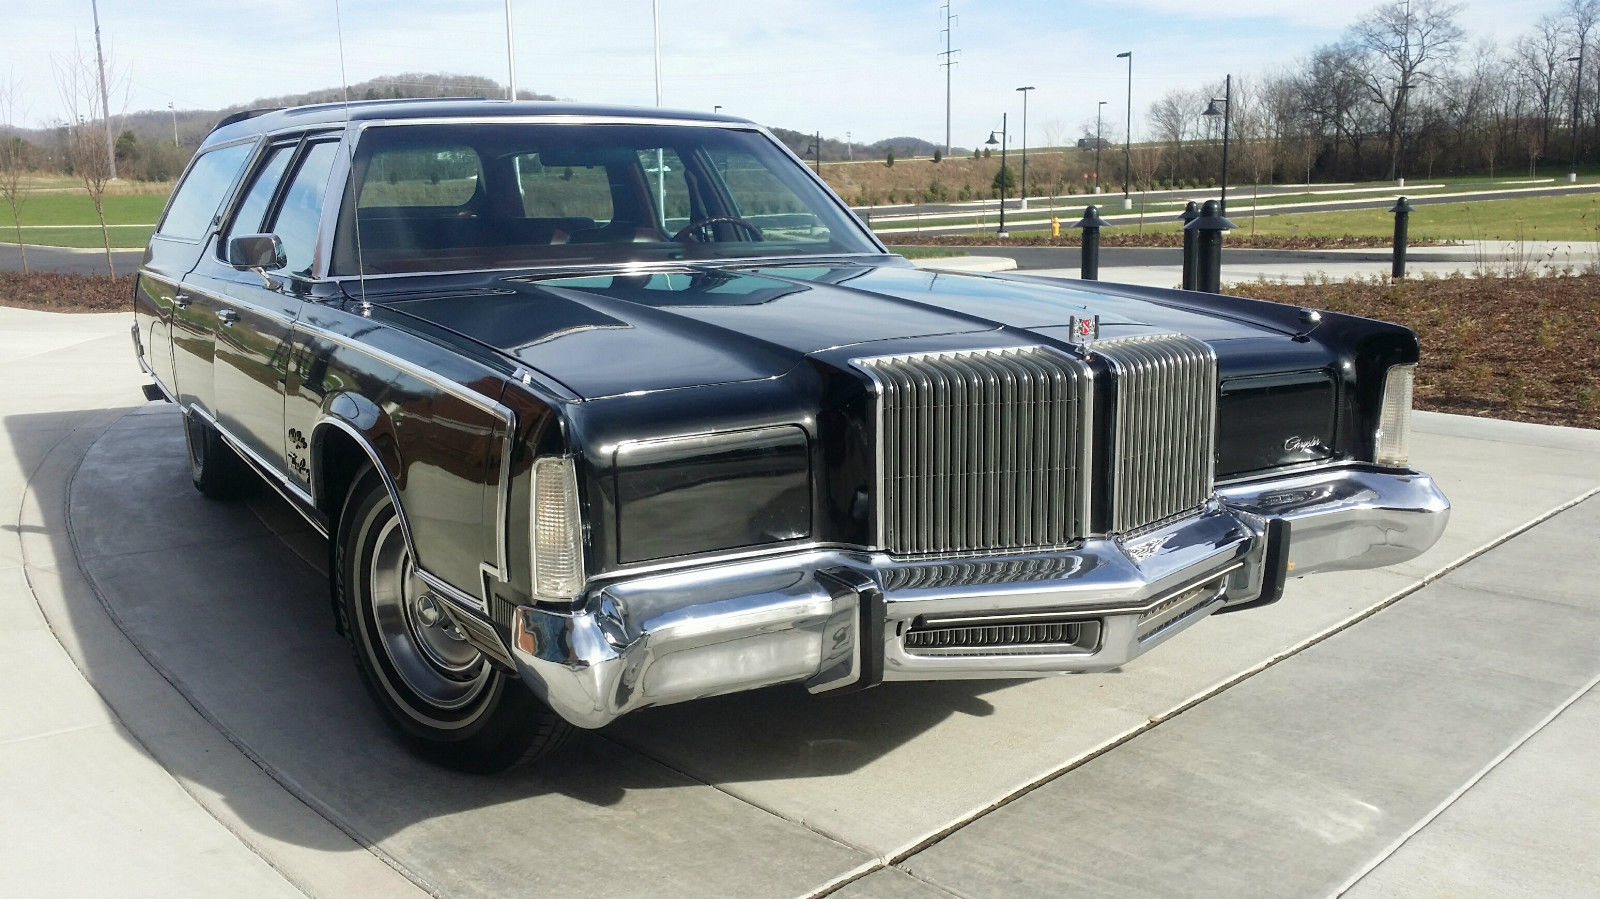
[903, 616, 1100, 656]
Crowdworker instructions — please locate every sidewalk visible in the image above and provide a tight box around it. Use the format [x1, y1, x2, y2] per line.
[3, 305, 1597, 898]
[0, 307, 418, 899]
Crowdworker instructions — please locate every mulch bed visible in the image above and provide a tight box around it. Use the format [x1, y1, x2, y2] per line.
[1228, 274, 1600, 430]
[0, 271, 135, 313]
[4, 269, 1593, 430]
[887, 233, 1442, 250]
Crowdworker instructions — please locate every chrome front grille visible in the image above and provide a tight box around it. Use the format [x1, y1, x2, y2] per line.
[1096, 334, 1218, 533]
[856, 347, 1093, 556]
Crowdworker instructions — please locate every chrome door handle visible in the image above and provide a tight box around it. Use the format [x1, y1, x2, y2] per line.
[172, 293, 192, 309]
[217, 309, 240, 325]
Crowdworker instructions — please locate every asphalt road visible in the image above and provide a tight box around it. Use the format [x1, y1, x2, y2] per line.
[0, 243, 142, 275]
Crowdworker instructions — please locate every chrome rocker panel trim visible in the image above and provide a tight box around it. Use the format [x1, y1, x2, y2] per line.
[510, 466, 1449, 729]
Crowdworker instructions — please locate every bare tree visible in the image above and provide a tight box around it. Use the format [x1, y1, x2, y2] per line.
[1148, 88, 1201, 182]
[53, 42, 121, 276]
[1295, 44, 1371, 177]
[1, 72, 30, 271]
[1514, 16, 1570, 155]
[1351, 0, 1466, 179]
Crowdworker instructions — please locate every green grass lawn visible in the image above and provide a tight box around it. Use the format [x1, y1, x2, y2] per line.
[2, 192, 168, 248]
[13, 192, 169, 226]
[1180, 192, 1600, 242]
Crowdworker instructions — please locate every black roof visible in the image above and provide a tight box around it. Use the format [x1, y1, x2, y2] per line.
[203, 98, 752, 148]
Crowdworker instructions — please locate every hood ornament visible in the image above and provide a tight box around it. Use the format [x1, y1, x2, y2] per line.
[1067, 314, 1100, 346]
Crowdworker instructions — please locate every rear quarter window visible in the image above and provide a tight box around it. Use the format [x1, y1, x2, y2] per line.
[157, 142, 254, 241]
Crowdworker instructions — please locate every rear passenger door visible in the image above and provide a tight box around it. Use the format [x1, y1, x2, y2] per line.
[187, 136, 340, 478]
[143, 141, 255, 413]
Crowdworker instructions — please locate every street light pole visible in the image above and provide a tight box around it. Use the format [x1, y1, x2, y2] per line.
[1096, 100, 1106, 194]
[1570, 54, 1584, 182]
[167, 102, 178, 146]
[1203, 74, 1232, 215]
[1117, 51, 1132, 209]
[1017, 86, 1034, 210]
[986, 116, 1008, 237]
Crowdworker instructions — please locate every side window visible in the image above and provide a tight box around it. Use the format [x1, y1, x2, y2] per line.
[517, 154, 614, 222]
[359, 145, 481, 209]
[226, 144, 294, 240]
[157, 142, 253, 241]
[266, 142, 338, 276]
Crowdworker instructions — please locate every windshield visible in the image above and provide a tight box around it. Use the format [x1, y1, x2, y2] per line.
[332, 122, 878, 274]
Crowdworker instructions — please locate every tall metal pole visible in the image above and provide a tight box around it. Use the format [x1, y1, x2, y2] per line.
[504, 0, 517, 99]
[168, 102, 177, 146]
[1117, 51, 1132, 207]
[997, 114, 1008, 237]
[1220, 74, 1231, 215]
[90, 0, 116, 180]
[1571, 53, 1585, 181]
[1017, 86, 1034, 209]
[1095, 100, 1106, 193]
[652, 0, 662, 106]
[940, 2, 959, 158]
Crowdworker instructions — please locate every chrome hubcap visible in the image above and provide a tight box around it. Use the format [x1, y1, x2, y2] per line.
[368, 517, 488, 710]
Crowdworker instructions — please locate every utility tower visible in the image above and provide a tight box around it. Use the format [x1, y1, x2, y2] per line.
[939, 2, 959, 157]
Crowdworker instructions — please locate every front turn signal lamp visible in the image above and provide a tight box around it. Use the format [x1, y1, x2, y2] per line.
[531, 456, 585, 601]
[1375, 364, 1415, 468]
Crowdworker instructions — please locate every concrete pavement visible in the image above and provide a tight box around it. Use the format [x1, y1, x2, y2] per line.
[3, 304, 1598, 898]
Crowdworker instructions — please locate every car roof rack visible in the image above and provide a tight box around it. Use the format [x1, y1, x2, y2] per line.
[214, 107, 285, 130]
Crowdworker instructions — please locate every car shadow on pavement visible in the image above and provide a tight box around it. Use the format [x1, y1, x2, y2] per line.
[16, 404, 1017, 890]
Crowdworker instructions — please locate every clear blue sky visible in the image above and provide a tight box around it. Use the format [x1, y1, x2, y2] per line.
[3, 0, 1558, 144]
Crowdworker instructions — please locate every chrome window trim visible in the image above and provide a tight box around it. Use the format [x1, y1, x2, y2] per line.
[321, 252, 895, 287]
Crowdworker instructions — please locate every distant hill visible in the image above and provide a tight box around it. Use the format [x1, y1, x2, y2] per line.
[6, 73, 947, 176]
[769, 127, 959, 164]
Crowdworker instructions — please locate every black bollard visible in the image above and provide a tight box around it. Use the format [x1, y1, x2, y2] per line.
[1389, 196, 1415, 280]
[1179, 201, 1201, 290]
[1184, 199, 1236, 294]
[1071, 205, 1109, 280]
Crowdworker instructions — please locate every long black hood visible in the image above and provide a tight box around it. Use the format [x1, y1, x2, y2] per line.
[368, 261, 1311, 400]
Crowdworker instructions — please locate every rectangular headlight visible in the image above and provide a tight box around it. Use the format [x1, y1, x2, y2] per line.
[613, 426, 811, 564]
[531, 456, 585, 600]
[1375, 364, 1415, 468]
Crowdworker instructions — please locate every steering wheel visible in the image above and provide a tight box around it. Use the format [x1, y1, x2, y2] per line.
[672, 216, 764, 243]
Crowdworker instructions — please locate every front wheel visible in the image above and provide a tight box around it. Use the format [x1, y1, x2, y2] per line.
[336, 471, 571, 772]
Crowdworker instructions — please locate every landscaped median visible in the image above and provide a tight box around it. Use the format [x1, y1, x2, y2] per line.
[2, 269, 1593, 430]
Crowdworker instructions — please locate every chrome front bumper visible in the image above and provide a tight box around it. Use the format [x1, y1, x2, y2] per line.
[510, 466, 1449, 728]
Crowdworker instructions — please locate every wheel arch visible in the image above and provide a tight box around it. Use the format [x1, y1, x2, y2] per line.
[312, 400, 415, 632]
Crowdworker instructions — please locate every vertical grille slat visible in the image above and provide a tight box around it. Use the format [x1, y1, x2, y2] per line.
[1097, 334, 1218, 534]
[857, 347, 1092, 556]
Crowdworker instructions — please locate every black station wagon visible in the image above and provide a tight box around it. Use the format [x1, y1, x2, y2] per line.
[132, 99, 1449, 771]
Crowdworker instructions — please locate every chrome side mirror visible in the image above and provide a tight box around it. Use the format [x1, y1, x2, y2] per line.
[227, 233, 286, 285]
